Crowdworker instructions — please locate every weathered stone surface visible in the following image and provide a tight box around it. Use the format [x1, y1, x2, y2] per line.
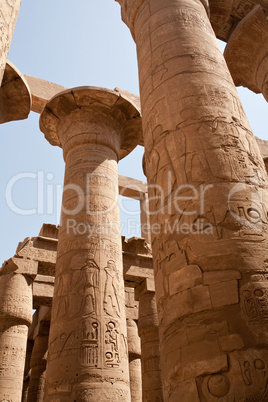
[0, 60, 31, 123]
[209, 279, 239, 308]
[220, 334, 245, 352]
[0, 0, 21, 84]
[169, 265, 202, 295]
[117, 0, 268, 400]
[136, 279, 163, 401]
[203, 270, 241, 285]
[181, 340, 228, 381]
[191, 285, 212, 313]
[0, 258, 34, 401]
[40, 87, 142, 401]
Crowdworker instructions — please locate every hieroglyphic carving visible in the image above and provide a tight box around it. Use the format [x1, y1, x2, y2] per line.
[105, 321, 121, 368]
[80, 318, 100, 368]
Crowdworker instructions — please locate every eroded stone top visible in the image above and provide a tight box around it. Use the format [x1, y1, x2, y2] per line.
[0, 60, 31, 124]
[39, 86, 142, 160]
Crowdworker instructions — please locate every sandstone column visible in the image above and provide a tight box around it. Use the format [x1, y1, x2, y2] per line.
[116, 0, 268, 400]
[22, 340, 34, 402]
[0, 0, 21, 84]
[39, 86, 142, 401]
[224, 5, 268, 102]
[27, 325, 49, 402]
[135, 278, 163, 401]
[0, 257, 37, 402]
[126, 318, 142, 401]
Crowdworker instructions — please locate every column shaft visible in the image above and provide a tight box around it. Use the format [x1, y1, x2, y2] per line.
[40, 87, 142, 401]
[136, 279, 163, 401]
[117, 0, 268, 400]
[0, 258, 36, 401]
[27, 334, 48, 402]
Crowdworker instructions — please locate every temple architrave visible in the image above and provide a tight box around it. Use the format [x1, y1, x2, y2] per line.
[1, 1, 268, 401]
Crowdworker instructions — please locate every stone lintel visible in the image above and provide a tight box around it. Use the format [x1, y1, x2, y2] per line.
[23, 74, 66, 113]
[0, 257, 38, 278]
[224, 5, 268, 100]
[119, 174, 147, 200]
[38, 223, 59, 239]
[135, 277, 155, 301]
[33, 275, 55, 308]
[0, 60, 31, 123]
[28, 306, 51, 340]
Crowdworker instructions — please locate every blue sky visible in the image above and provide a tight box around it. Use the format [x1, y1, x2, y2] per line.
[0, 1, 267, 263]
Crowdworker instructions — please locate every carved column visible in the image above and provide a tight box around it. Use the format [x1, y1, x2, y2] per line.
[27, 324, 49, 402]
[116, 0, 268, 400]
[0, 257, 37, 402]
[0, 0, 21, 85]
[127, 319, 142, 401]
[40, 87, 141, 401]
[135, 278, 163, 401]
[225, 5, 268, 102]
[22, 340, 34, 402]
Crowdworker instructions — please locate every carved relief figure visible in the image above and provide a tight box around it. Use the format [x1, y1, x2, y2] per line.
[104, 260, 120, 317]
[55, 255, 100, 319]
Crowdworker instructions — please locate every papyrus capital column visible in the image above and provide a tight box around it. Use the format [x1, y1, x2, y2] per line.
[40, 86, 142, 401]
[116, 0, 268, 400]
[0, 257, 37, 402]
[225, 5, 268, 102]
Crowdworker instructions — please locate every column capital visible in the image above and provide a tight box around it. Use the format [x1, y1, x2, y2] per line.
[116, 0, 209, 40]
[224, 5, 268, 101]
[209, 0, 233, 36]
[39, 86, 142, 160]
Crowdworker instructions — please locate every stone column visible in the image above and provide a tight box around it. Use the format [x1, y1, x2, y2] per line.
[40, 87, 142, 401]
[27, 324, 49, 402]
[116, 0, 268, 400]
[224, 5, 268, 102]
[0, 0, 21, 85]
[126, 319, 142, 402]
[135, 278, 163, 401]
[0, 257, 37, 402]
[22, 340, 34, 402]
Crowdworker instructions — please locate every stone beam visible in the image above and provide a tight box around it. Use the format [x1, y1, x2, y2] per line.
[23, 74, 66, 114]
[224, 5, 268, 102]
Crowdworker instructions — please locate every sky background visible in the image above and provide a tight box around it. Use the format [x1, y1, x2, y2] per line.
[0, 1, 267, 263]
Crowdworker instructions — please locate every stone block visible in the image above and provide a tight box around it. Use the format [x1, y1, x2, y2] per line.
[160, 290, 193, 327]
[181, 340, 228, 381]
[169, 265, 202, 296]
[191, 285, 212, 313]
[169, 378, 200, 402]
[203, 270, 241, 285]
[209, 279, 239, 308]
[220, 334, 245, 352]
